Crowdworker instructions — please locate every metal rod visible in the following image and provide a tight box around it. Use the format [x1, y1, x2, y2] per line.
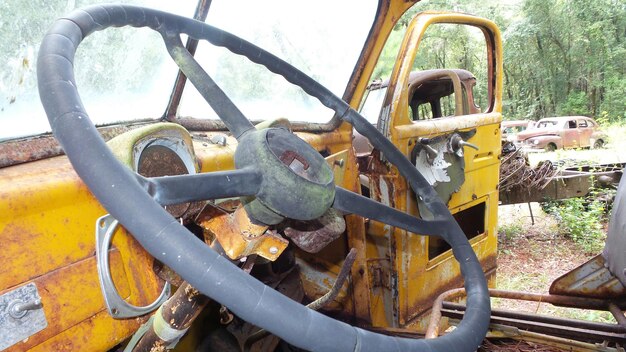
[426, 287, 626, 338]
[164, 0, 212, 121]
[132, 282, 210, 352]
[307, 248, 357, 310]
[444, 301, 626, 334]
[425, 288, 465, 339]
[243, 248, 358, 351]
[443, 303, 626, 344]
[609, 302, 626, 327]
[489, 324, 622, 351]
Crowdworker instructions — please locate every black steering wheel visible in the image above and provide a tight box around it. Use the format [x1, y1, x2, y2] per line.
[37, 5, 490, 351]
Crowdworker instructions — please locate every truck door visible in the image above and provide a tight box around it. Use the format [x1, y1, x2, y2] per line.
[358, 12, 502, 328]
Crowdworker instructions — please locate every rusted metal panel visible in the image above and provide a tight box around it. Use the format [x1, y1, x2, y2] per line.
[28, 309, 143, 352]
[550, 255, 626, 299]
[3, 253, 132, 351]
[0, 153, 167, 349]
[340, 147, 374, 324]
[404, 255, 497, 327]
[283, 208, 346, 253]
[0, 158, 100, 290]
[0, 125, 141, 168]
[198, 202, 288, 261]
[0, 136, 63, 169]
[499, 163, 624, 205]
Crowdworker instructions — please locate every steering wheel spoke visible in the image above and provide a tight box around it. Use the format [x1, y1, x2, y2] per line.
[333, 187, 447, 237]
[161, 29, 254, 140]
[137, 167, 261, 205]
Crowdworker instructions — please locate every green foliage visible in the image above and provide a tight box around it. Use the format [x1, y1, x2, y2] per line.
[596, 111, 611, 126]
[0, 0, 173, 115]
[498, 222, 524, 241]
[559, 91, 590, 116]
[544, 196, 607, 254]
[371, 2, 492, 110]
[502, 0, 626, 121]
[372, 0, 626, 124]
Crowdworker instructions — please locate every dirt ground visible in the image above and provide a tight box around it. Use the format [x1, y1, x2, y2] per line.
[494, 203, 616, 323]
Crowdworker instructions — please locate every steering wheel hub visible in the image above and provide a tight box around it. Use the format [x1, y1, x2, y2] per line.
[235, 128, 335, 224]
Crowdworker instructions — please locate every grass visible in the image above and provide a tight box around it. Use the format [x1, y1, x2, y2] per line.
[495, 203, 617, 324]
[494, 123, 626, 324]
[497, 222, 524, 242]
[542, 196, 608, 254]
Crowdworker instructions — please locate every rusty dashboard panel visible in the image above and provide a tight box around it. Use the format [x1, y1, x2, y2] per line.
[0, 156, 163, 350]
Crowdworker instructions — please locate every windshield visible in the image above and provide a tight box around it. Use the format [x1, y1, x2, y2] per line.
[178, 0, 377, 123]
[2, 1, 377, 141]
[0, 0, 196, 141]
[359, 86, 388, 124]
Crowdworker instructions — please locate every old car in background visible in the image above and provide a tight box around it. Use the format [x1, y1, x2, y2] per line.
[501, 119, 535, 142]
[516, 116, 606, 151]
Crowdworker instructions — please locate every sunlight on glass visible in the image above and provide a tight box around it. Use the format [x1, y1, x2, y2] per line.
[179, 0, 377, 123]
[1, 0, 376, 140]
[0, 0, 195, 141]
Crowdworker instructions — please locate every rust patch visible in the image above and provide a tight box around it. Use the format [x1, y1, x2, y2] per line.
[282, 208, 346, 253]
[137, 144, 190, 218]
[184, 284, 200, 301]
[133, 281, 210, 350]
[0, 124, 140, 168]
[405, 254, 497, 324]
[4, 253, 130, 351]
[0, 221, 94, 291]
[197, 202, 288, 261]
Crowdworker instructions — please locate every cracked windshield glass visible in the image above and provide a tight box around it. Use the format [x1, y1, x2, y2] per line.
[1, 0, 376, 141]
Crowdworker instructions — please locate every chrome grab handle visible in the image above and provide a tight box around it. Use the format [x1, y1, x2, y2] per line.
[95, 214, 170, 319]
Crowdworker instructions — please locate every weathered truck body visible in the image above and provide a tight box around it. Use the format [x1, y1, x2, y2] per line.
[0, 1, 624, 351]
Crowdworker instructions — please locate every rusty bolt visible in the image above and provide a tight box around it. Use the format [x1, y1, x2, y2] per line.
[334, 159, 345, 168]
[219, 306, 233, 325]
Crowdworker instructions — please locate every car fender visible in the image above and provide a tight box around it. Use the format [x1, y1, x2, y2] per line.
[591, 130, 606, 142]
[526, 134, 561, 149]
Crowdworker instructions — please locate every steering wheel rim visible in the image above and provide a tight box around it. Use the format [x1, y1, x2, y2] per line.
[37, 5, 490, 352]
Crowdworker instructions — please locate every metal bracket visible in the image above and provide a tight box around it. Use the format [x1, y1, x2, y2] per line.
[96, 214, 170, 319]
[0, 283, 47, 350]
